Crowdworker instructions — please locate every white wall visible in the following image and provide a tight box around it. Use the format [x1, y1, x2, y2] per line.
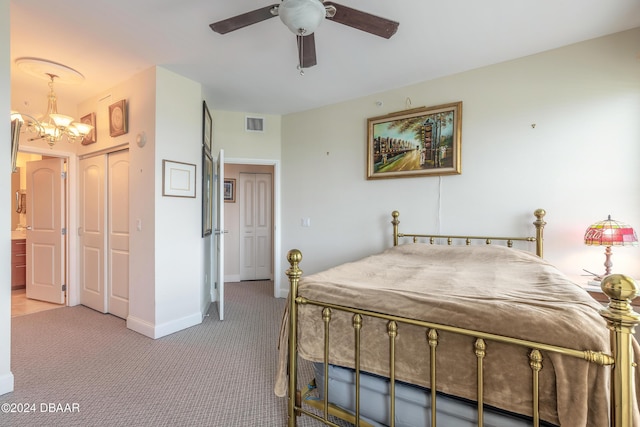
[0, 0, 15, 396]
[280, 28, 640, 293]
[152, 67, 203, 337]
[211, 110, 281, 160]
[120, 67, 157, 334]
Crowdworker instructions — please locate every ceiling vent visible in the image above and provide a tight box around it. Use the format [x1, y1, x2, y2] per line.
[245, 116, 264, 132]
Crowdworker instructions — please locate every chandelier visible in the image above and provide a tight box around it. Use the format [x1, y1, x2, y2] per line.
[11, 58, 93, 147]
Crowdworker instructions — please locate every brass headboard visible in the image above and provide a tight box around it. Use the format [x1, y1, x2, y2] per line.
[391, 209, 547, 258]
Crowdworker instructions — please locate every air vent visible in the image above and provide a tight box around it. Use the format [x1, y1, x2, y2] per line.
[245, 116, 264, 132]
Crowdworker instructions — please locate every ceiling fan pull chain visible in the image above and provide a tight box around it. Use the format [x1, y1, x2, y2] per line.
[297, 28, 306, 76]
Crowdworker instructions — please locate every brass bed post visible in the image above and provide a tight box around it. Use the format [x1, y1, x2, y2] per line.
[599, 274, 640, 427]
[286, 249, 303, 427]
[533, 209, 546, 258]
[391, 211, 400, 246]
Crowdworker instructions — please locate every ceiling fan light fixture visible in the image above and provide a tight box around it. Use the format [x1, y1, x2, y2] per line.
[278, 0, 326, 35]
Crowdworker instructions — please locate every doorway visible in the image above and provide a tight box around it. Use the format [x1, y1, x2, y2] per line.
[239, 172, 272, 281]
[223, 159, 281, 297]
[11, 148, 75, 313]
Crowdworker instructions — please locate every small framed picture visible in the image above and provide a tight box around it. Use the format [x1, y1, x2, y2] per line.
[224, 178, 235, 203]
[109, 99, 128, 137]
[162, 160, 196, 198]
[80, 112, 96, 145]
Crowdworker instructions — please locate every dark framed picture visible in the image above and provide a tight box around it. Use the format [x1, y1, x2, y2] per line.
[224, 178, 235, 203]
[109, 99, 128, 137]
[203, 100, 212, 154]
[367, 102, 462, 179]
[80, 112, 96, 145]
[202, 150, 213, 236]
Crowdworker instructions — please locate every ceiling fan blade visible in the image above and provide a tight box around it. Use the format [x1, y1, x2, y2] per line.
[324, 2, 399, 39]
[297, 33, 317, 68]
[210, 4, 279, 34]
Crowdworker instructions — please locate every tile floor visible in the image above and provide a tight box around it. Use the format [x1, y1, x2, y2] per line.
[11, 288, 64, 317]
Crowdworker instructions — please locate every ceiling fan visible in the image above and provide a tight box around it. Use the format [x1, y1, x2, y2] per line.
[209, 0, 399, 72]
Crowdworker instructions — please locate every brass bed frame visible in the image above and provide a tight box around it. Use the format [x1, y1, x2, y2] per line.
[284, 209, 640, 427]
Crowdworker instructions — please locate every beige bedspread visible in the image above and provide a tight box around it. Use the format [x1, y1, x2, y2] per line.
[274, 244, 640, 426]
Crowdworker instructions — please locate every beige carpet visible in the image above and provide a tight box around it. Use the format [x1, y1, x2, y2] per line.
[0, 281, 338, 427]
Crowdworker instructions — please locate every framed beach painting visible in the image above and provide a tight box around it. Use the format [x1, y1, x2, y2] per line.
[366, 102, 462, 179]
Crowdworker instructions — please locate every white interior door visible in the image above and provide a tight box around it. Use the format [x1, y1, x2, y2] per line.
[79, 151, 129, 317]
[79, 156, 106, 312]
[214, 149, 225, 320]
[25, 158, 65, 304]
[107, 150, 130, 319]
[240, 173, 272, 281]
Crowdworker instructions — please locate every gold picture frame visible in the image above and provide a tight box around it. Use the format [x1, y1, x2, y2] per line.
[367, 102, 462, 179]
[202, 150, 213, 236]
[80, 112, 96, 145]
[109, 99, 128, 137]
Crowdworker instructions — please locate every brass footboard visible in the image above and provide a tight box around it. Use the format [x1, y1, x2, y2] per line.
[285, 210, 639, 427]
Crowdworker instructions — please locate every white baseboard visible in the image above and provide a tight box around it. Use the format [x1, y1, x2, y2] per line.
[127, 312, 202, 339]
[0, 372, 15, 396]
[126, 315, 155, 338]
[224, 274, 240, 282]
[277, 288, 288, 299]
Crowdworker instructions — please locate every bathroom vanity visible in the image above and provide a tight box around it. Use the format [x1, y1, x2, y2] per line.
[11, 231, 26, 290]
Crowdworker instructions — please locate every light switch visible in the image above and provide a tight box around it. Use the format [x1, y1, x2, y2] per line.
[301, 218, 311, 227]
[136, 219, 142, 231]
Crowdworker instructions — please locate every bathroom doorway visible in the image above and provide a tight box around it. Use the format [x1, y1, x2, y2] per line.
[10, 147, 78, 313]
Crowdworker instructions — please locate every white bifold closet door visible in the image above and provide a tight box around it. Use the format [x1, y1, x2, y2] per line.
[79, 149, 130, 318]
[239, 172, 272, 281]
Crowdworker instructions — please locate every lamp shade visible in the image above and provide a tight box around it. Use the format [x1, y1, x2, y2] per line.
[584, 215, 638, 246]
[279, 0, 326, 35]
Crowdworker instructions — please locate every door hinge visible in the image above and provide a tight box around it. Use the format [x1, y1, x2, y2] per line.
[61, 171, 67, 179]
[61, 228, 67, 235]
[62, 284, 67, 292]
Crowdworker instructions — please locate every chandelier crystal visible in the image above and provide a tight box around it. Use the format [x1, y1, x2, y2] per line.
[11, 71, 93, 147]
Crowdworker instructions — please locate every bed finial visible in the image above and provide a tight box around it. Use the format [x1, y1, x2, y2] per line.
[599, 274, 640, 426]
[392, 211, 400, 246]
[533, 209, 546, 258]
[285, 249, 303, 426]
[287, 249, 303, 267]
